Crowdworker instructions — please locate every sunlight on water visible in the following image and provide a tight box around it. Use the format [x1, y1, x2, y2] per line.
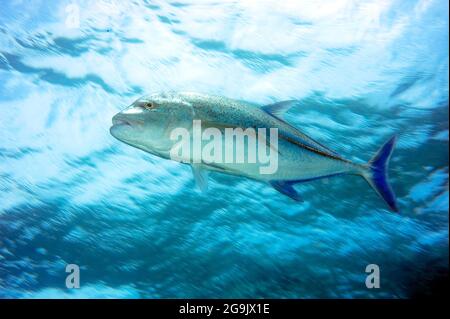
[0, 0, 448, 298]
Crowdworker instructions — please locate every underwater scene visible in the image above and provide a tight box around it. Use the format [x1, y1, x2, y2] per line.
[0, 0, 448, 298]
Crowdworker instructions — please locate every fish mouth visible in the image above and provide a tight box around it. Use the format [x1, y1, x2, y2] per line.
[110, 114, 136, 140]
[112, 115, 133, 127]
[111, 113, 145, 127]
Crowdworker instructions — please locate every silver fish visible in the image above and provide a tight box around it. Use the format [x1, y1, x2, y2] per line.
[110, 92, 398, 211]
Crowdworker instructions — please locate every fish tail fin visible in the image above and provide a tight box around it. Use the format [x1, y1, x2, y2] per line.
[359, 135, 399, 212]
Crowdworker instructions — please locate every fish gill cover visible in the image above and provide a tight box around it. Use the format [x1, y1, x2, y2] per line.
[0, 0, 448, 298]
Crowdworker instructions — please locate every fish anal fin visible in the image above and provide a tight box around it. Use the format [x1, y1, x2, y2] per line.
[270, 180, 303, 202]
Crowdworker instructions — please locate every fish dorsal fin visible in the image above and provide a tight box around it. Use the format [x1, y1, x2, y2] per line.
[191, 164, 209, 192]
[270, 181, 303, 202]
[262, 102, 342, 159]
[262, 100, 298, 119]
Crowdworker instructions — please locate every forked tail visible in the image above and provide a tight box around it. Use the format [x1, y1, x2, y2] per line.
[360, 135, 399, 212]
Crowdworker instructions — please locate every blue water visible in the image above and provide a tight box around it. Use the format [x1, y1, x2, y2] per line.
[0, 0, 448, 298]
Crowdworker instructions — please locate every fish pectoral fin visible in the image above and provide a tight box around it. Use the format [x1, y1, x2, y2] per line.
[262, 100, 299, 119]
[270, 181, 303, 202]
[191, 164, 209, 192]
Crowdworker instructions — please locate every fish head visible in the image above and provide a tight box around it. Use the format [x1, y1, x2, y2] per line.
[110, 93, 193, 153]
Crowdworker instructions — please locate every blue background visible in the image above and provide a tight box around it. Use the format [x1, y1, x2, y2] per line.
[0, 0, 448, 298]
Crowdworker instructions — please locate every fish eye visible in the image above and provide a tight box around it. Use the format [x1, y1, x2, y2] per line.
[143, 101, 155, 110]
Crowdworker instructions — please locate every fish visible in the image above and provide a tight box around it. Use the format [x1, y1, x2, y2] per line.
[110, 92, 398, 211]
